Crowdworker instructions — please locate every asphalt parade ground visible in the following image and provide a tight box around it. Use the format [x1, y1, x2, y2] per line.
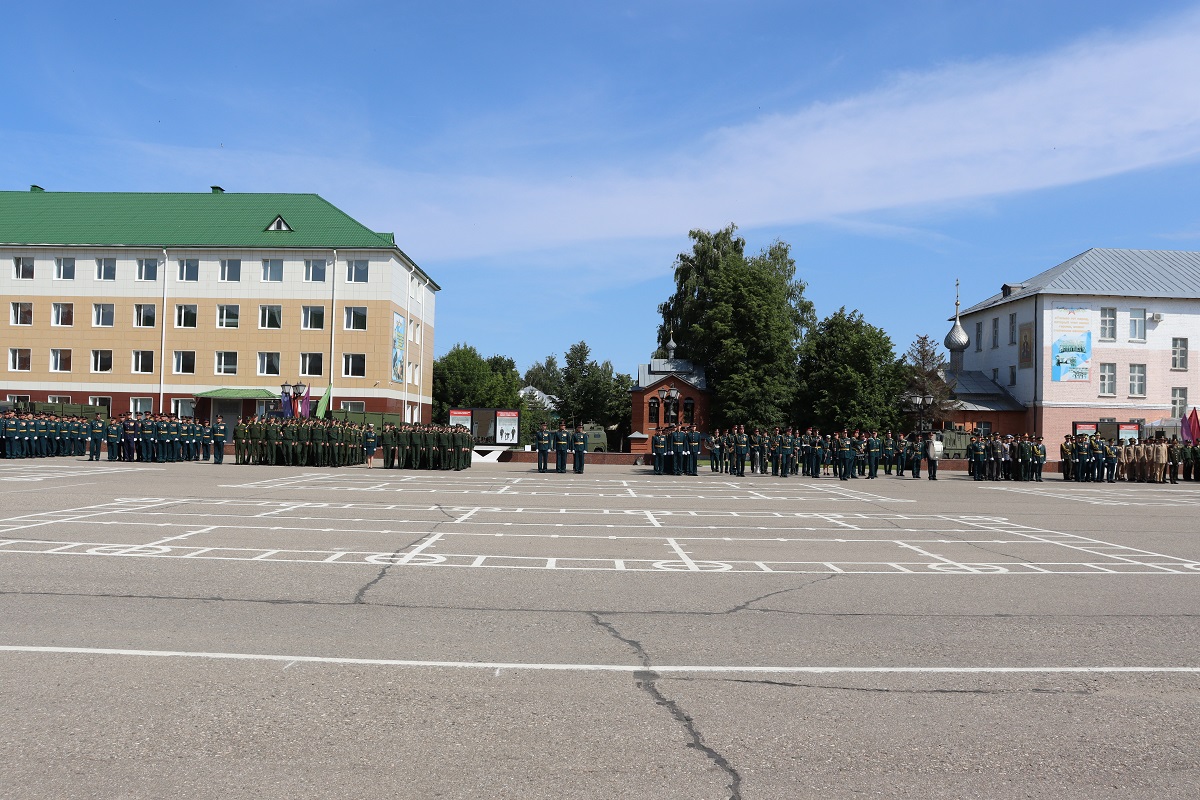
[1, 461, 1198, 799]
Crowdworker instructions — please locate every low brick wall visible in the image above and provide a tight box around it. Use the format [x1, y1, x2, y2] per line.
[496, 453, 1070, 474]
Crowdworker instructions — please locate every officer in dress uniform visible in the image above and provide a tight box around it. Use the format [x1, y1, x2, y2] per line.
[553, 422, 571, 473]
[211, 417, 227, 464]
[652, 428, 667, 475]
[88, 414, 106, 461]
[571, 423, 588, 474]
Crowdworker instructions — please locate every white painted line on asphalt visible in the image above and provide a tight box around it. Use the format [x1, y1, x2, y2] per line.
[666, 537, 698, 571]
[643, 510, 661, 528]
[3, 645, 1199, 675]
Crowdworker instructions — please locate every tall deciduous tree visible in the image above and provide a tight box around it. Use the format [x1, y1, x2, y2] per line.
[902, 334, 955, 428]
[522, 354, 563, 397]
[432, 344, 522, 422]
[795, 308, 906, 432]
[656, 225, 814, 429]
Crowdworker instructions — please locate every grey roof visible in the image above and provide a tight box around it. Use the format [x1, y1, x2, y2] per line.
[943, 370, 1026, 413]
[959, 248, 1200, 317]
[635, 358, 707, 391]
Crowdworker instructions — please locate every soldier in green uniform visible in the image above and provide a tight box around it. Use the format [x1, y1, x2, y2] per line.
[211, 416, 227, 464]
[105, 416, 121, 461]
[652, 428, 667, 475]
[553, 422, 571, 473]
[571, 423, 588, 473]
[87, 414, 106, 461]
[534, 422, 553, 473]
[866, 431, 881, 479]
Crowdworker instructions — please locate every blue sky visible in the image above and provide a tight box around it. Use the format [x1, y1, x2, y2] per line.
[6, 1, 1200, 378]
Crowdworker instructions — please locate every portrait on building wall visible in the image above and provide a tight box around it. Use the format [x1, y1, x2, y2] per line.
[391, 312, 406, 384]
[1018, 322, 1034, 369]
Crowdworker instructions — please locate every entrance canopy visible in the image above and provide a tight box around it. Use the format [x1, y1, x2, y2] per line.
[193, 388, 280, 400]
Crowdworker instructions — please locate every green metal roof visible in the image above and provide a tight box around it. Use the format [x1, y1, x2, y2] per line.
[193, 388, 281, 400]
[0, 189, 398, 249]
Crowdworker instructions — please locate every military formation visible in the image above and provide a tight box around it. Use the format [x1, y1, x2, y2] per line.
[964, 433, 1049, 481]
[647, 426, 945, 481]
[1055, 433, 1197, 484]
[531, 422, 591, 473]
[231, 418, 474, 470]
[1, 410, 475, 471]
[1, 410, 227, 462]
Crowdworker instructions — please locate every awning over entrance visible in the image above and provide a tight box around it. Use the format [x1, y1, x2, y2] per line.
[193, 388, 280, 400]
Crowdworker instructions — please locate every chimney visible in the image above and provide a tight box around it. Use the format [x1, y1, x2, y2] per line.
[30, 185, 44, 192]
[210, 186, 224, 194]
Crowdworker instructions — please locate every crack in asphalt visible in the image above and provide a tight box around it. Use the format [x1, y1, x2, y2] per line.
[351, 504, 457, 605]
[719, 574, 838, 614]
[589, 612, 742, 800]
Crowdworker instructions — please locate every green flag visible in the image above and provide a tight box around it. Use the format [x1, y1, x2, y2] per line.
[315, 383, 332, 418]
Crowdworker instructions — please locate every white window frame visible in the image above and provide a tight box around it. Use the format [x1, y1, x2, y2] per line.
[216, 304, 240, 329]
[215, 351, 238, 376]
[1007, 365, 1016, 386]
[301, 306, 325, 330]
[133, 304, 156, 328]
[132, 350, 155, 374]
[173, 350, 196, 375]
[130, 397, 153, 414]
[50, 348, 72, 373]
[13, 257, 34, 280]
[91, 349, 113, 374]
[342, 353, 366, 378]
[95, 257, 116, 281]
[974, 321, 983, 352]
[1129, 308, 1146, 341]
[991, 317, 999, 349]
[300, 352, 323, 377]
[1172, 338, 1188, 371]
[219, 259, 241, 282]
[89, 396, 111, 410]
[1129, 364, 1146, 397]
[346, 259, 369, 283]
[136, 258, 158, 282]
[339, 401, 365, 413]
[304, 259, 327, 282]
[1008, 313, 1016, 346]
[51, 302, 74, 327]
[47, 395, 72, 404]
[343, 306, 367, 331]
[174, 304, 198, 328]
[1099, 363, 1116, 396]
[258, 305, 282, 329]
[1171, 388, 1188, 419]
[257, 352, 281, 376]
[10, 302, 32, 326]
[261, 259, 283, 282]
[1099, 307, 1117, 341]
[93, 303, 114, 327]
[9, 348, 31, 371]
[55, 257, 76, 281]
[177, 258, 199, 282]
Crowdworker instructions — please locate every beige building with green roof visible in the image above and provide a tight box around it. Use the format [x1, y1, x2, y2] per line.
[2, 185, 438, 423]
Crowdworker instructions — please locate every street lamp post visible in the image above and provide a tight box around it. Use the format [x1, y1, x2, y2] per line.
[280, 380, 307, 417]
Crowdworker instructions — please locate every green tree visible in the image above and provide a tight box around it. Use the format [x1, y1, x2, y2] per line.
[522, 354, 563, 397]
[902, 334, 955, 430]
[795, 308, 907, 432]
[656, 225, 814, 428]
[554, 341, 635, 446]
[432, 344, 522, 422]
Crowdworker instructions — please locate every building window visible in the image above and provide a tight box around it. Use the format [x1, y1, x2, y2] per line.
[175, 304, 197, 328]
[55, 257, 75, 280]
[173, 351, 196, 375]
[96, 258, 116, 281]
[344, 306, 367, 330]
[409, 362, 419, 386]
[133, 304, 156, 327]
[172, 398, 195, 418]
[301, 306, 325, 330]
[1129, 308, 1146, 341]
[411, 321, 421, 344]
[647, 398, 659, 424]
[974, 321, 983, 352]
[220, 259, 241, 282]
[1008, 366, 1016, 386]
[346, 259, 369, 283]
[339, 401, 366, 413]
[91, 349, 113, 373]
[304, 259, 326, 282]
[1099, 363, 1116, 396]
[50, 349, 72, 372]
[1129, 364, 1146, 396]
[51, 302, 74, 326]
[683, 397, 695, 424]
[47, 395, 72, 403]
[10, 302, 32, 326]
[132, 350, 155, 374]
[300, 352, 323, 377]
[257, 352, 280, 376]
[991, 368, 999, 382]
[137, 258, 158, 281]
[89, 396, 111, 411]
[217, 304, 239, 328]
[342, 353, 366, 377]
[991, 317, 999, 348]
[177, 259, 199, 282]
[93, 303, 114, 327]
[1172, 338, 1188, 370]
[1172, 388, 1189, 418]
[1100, 307, 1116, 340]
[9, 348, 31, 371]
[258, 305, 282, 329]
[13, 257, 34, 280]
[1008, 313, 1017, 345]
[130, 397, 153, 414]
[261, 259, 283, 282]
[215, 351, 238, 375]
